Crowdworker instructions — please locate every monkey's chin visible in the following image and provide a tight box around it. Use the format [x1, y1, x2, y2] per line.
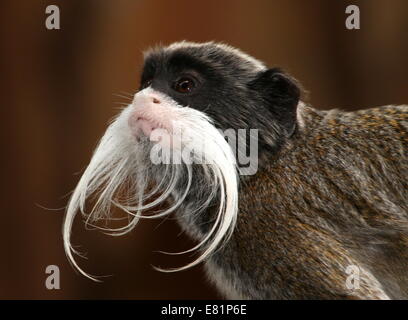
[63, 93, 239, 280]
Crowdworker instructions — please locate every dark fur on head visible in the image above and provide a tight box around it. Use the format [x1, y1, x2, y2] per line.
[142, 41, 301, 155]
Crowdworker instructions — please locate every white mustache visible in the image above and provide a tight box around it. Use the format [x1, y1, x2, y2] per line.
[63, 90, 239, 280]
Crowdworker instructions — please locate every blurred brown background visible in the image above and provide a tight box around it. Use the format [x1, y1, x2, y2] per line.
[0, 0, 407, 299]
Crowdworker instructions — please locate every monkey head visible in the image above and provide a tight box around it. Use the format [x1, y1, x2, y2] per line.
[137, 41, 301, 151]
[63, 41, 301, 279]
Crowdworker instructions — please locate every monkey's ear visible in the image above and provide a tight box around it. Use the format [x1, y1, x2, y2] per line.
[249, 68, 301, 135]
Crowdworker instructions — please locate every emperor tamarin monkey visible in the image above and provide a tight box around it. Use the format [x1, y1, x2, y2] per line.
[63, 41, 407, 299]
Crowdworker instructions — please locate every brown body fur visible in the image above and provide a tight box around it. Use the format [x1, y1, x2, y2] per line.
[200, 105, 408, 299]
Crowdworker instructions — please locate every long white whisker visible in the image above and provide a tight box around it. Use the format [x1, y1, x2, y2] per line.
[63, 88, 239, 279]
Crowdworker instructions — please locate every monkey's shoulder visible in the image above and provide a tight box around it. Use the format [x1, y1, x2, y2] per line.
[294, 105, 408, 162]
[320, 105, 407, 139]
[237, 104, 408, 228]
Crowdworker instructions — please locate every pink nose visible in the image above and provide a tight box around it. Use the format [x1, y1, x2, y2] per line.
[128, 91, 170, 139]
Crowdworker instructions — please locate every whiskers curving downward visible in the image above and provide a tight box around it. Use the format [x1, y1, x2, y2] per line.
[63, 97, 239, 280]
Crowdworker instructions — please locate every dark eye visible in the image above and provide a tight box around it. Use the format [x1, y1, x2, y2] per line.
[173, 77, 195, 94]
